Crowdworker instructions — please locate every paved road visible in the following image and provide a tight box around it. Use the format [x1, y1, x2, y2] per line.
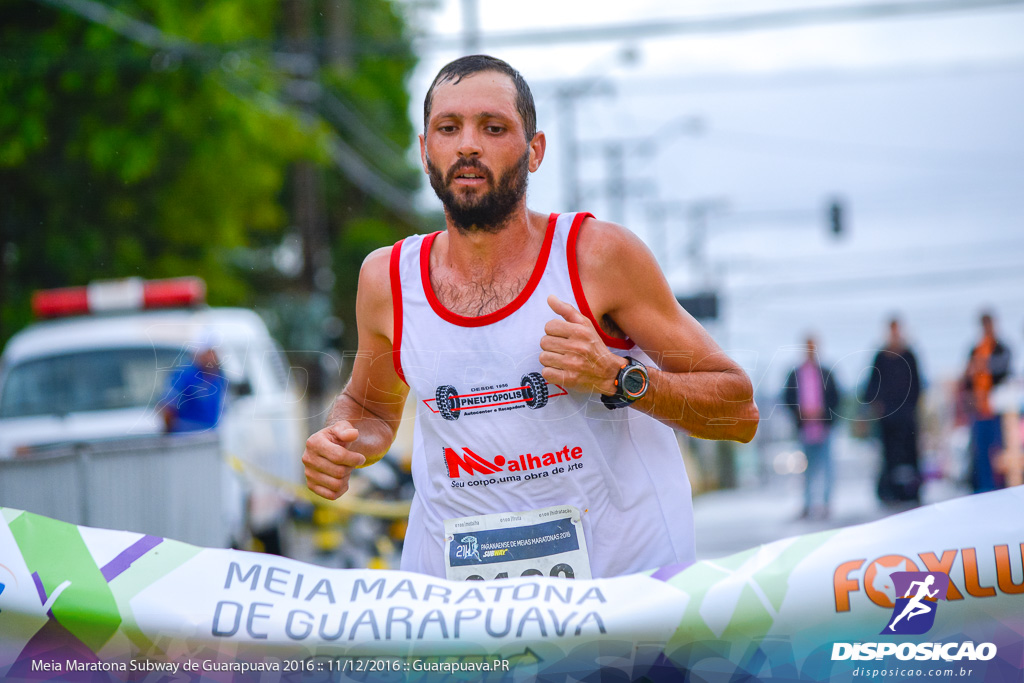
[692, 437, 970, 561]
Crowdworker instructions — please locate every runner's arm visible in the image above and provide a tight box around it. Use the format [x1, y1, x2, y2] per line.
[547, 218, 758, 443]
[304, 247, 409, 500]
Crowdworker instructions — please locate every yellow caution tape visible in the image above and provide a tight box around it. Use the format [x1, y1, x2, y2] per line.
[226, 454, 412, 520]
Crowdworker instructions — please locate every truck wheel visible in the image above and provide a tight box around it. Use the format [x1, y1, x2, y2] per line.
[436, 385, 461, 421]
[521, 372, 549, 409]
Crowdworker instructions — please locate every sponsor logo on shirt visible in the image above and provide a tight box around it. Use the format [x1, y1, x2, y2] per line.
[425, 372, 567, 421]
[444, 445, 585, 486]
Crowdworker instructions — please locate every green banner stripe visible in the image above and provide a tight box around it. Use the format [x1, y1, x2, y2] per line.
[109, 539, 202, 653]
[9, 511, 121, 651]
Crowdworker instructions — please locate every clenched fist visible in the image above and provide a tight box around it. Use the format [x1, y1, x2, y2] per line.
[303, 422, 366, 500]
[539, 295, 624, 396]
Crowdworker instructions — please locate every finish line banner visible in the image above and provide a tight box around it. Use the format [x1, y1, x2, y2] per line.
[1, 489, 1022, 682]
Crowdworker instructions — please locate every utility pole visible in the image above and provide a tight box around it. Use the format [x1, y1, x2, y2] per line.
[323, 0, 353, 70]
[686, 198, 729, 290]
[552, 79, 614, 211]
[584, 116, 702, 232]
[646, 203, 668, 268]
[602, 142, 626, 224]
[283, 0, 330, 295]
[461, 0, 480, 54]
[645, 200, 690, 272]
[580, 135, 658, 225]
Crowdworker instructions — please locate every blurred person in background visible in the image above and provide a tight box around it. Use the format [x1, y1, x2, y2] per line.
[963, 311, 1012, 492]
[160, 336, 227, 433]
[862, 317, 923, 505]
[784, 336, 841, 520]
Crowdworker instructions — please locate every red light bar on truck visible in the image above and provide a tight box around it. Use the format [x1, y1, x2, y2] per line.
[31, 277, 207, 318]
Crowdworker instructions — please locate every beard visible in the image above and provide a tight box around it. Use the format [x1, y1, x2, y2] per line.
[427, 150, 530, 234]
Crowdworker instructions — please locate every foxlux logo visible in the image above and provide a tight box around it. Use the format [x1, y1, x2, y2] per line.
[832, 571, 997, 663]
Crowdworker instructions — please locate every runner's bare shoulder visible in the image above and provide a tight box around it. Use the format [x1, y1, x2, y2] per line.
[573, 217, 661, 317]
[357, 246, 396, 341]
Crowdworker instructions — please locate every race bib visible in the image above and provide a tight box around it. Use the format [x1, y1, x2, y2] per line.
[443, 505, 591, 581]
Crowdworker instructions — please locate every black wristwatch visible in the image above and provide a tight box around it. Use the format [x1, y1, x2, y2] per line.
[601, 356, 649, 410]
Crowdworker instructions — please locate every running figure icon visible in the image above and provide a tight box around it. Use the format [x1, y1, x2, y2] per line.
[887, 574, 940, 631]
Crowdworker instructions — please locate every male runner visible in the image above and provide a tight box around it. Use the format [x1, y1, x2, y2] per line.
[303, 55, 759, 580]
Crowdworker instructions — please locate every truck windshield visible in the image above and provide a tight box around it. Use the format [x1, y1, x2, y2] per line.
[0, 348, 183, 418]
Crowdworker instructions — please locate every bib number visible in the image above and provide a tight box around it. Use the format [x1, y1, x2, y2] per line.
[443, 505, 591, 581]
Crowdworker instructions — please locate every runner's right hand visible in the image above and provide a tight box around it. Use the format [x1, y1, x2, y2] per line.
[303, 422, 366, 500]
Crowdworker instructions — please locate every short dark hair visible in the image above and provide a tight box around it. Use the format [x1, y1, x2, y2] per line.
[423, 55, 537, 141]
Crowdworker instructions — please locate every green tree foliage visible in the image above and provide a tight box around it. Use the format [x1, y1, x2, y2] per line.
[0, 0, 420, 349]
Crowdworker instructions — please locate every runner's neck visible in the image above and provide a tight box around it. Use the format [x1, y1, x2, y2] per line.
[435, 209, 548, 285]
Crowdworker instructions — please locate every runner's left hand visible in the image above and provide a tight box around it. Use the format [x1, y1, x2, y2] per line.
[539, 295, 623, 396]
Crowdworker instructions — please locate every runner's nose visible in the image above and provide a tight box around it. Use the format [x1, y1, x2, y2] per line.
[456, 128, 482, 159]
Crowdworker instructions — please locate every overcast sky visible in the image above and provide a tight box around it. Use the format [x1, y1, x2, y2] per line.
[399, 0, 1024, 391]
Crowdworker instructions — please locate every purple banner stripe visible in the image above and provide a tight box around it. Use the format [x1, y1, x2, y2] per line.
[650, 561, 694, 582]
[31, 571, 47, 605]
[101, 535, 163, 582]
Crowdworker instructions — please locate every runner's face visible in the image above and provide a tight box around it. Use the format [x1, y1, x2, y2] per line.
[421, 72, 541, 232]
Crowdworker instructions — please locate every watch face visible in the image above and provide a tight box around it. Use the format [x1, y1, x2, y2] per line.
[622, 367, 647, 397]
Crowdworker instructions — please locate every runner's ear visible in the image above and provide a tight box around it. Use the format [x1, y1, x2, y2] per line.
[528, 131, 546, 172]
[419, 134, 429, 174]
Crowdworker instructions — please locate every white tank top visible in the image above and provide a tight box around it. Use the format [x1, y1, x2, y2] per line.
[390, 212, 695, 578]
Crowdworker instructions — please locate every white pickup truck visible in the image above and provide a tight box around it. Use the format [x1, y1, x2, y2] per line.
[0, 277, 305, 551]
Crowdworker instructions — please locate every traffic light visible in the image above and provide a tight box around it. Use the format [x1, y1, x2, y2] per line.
[828, 198, 845, 238]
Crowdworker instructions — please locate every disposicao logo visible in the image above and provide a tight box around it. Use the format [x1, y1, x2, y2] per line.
[883, 571, 948, 635]
[832, 571, 997, 662]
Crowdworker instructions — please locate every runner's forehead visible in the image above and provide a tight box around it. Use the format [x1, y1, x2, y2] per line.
[429, 72, 520, 125]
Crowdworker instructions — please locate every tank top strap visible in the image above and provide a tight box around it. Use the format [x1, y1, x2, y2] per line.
[554, 212, 634, 351]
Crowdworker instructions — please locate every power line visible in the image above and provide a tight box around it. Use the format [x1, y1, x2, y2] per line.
[37, 0, 196, 53]
[698, 127, 1024, 168]
[724, 236, 1024, 272]
[586, 59, 1024, 98]
[728, 263, 1024, 298]
[417, 0, 1024, 51]
[30, 0, 418, 220]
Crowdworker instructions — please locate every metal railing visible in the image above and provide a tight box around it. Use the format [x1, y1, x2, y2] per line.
[0, 432, 231, 548]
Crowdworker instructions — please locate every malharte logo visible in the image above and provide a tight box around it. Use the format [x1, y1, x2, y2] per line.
[444, 445, 583, 479]
[831, 571, 997, 663]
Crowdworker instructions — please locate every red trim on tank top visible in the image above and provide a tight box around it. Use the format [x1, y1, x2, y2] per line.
[419, 213, 558, 327]
[566, 212, 634, 350]
[389, 239, 407, 385]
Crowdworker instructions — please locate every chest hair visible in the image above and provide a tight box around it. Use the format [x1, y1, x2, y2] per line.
[430, 270, 530, 317]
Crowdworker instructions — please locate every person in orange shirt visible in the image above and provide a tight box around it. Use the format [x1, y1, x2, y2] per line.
[963, 312, 1012, 492]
